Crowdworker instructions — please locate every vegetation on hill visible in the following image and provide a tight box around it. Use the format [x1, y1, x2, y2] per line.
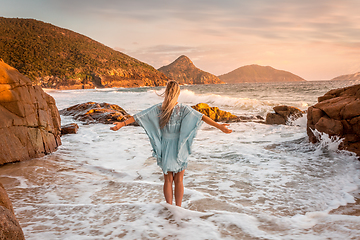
[218, 64, 305, 83]
[0, 17, 168, 89]
[158, 55, 223, 85]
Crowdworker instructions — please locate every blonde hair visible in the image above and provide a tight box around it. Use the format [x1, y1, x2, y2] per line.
[159, 80, 180, 128]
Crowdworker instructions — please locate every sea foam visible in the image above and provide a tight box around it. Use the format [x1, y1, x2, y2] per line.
[2, 82, 360, 239]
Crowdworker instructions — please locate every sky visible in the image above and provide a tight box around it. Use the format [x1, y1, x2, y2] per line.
[1, 0, 360, 80]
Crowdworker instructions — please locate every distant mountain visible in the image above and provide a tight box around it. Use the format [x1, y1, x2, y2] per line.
[0, 17, 168, 89]
[331, 72, 360, 81]
[218, 64, 305, 83]
[158, 55, 223, 85]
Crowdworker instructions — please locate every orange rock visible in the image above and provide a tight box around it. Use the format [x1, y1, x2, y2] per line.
[0, 183, 25, 240]
[315, 116, 343, 136]
[340, 99, 360, 119]
[60, 102, 132, 124]
[307, 84, 360, 158]
[61, 123, 79, 135]
[265, 112, 286, 125]
[191, 103, 238, 122]
[0, 60, 61, 165]
[265, 105, 304, 125]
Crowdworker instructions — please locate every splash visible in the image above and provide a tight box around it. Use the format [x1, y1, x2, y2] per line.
[311, 129, 344, 153]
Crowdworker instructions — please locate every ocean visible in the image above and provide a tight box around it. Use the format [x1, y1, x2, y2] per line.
[1, 80, 360, 239]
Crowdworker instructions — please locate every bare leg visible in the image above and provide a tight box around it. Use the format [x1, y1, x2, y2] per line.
[174, 170, 185, 207]
[163, 172, 174, 205]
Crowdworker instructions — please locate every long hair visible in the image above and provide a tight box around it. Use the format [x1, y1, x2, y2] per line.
[159, 80, 180, 128]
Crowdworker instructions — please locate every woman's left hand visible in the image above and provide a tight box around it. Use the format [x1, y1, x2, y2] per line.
[110, 122, 122, 131]
[220, 123, 232, 134]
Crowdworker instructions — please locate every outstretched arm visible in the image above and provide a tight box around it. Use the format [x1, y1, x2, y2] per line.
[201, 115, 232, 134]
[110, 116, 135, 131]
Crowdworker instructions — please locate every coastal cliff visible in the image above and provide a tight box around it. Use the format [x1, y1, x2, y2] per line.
[0, 60, 61, 165]
[218, 64, 305, 83]
[158, 55, 224, 85]
[0, 17, 168, 89]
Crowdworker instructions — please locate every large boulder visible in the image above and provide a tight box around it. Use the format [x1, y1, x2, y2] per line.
[0, 60, 61, 165]
[60, 102, 134, 125]
[307, 84, 360, 157]
[265, 105, 304, 124]
[0, 183, 25, 240]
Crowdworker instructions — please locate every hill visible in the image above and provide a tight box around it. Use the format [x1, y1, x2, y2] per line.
[218, 64, 305, 83]
[331, 72, 360, 81]
[0, 17, 168, 89]
[158, 55, 223, 85]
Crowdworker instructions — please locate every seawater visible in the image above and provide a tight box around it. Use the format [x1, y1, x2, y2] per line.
[1, 81, 360, 239]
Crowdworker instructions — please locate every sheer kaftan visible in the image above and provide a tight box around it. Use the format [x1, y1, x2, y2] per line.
[133, 103, 203, 174]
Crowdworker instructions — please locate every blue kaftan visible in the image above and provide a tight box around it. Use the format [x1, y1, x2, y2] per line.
[133, 103, 203, 174]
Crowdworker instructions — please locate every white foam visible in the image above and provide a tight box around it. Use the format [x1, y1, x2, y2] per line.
[179, 89, 274, 115]
[311, 129, 346, 153]
[4, 83, 360, 240]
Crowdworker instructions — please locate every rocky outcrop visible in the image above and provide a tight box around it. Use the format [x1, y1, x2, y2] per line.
[218, 64, 305, 83]
[0, 60, 61, 165]
[307, 84, 360, 157]
[60, 102, 135, 125]
[192, 103, 239, 122]
[265, 105, 304, 125]
[158, 55, 224, 85]
[332, 72, 360, 81]
[0, 183, 25, 240]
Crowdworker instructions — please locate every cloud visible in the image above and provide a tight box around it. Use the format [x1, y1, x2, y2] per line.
[34, 0, 360, 46]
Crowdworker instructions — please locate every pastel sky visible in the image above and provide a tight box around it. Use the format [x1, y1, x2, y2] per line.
[1, 0, 360, 80]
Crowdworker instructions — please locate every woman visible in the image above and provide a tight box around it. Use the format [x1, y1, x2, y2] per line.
[111, 80, 232, 207]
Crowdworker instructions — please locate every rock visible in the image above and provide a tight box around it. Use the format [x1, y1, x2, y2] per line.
[0, 183, 25, 240]
[191, 103, 238, 122]
[0, 60, 61, 165]
[265, 105, 304, 124]
[60, 102, 135, 125]
[307, 84, 360, 157]
[265, 113, 287, 125]
[61, 123, 79, 135]
[0, 184, 14, 215]
[315, 116, 343, 136]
